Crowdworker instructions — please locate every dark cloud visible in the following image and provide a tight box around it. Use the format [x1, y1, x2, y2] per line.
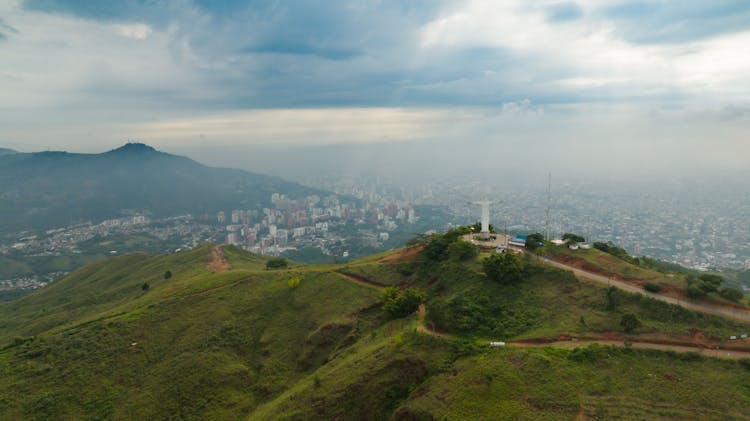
[601, 1, 750, 44]
[545, 2, 583, 23]
[0, 18, 19, 40]
[13, 0, 750, 112]
[23, 0, 164, 22]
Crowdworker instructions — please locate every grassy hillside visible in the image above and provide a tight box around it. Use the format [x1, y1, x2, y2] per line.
[2, 239, 750, 419]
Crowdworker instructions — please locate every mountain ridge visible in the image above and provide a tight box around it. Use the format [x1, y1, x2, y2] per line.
[0, 142, 325, 233]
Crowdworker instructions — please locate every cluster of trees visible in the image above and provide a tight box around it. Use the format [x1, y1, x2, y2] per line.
[382, 287, 425, 318]
[562, 233, 585, 244]
[685, 274, 744, 302]
[483, 253, 526, 284]
[417, 228, 479, 262]
[593, 242, 631, 260]
[266, 258, 288, 269]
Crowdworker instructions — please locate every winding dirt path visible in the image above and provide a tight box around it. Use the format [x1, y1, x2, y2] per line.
[510, 338, 750, 360]
[416, 304, 455, 339]
[207, 245, 231, 272]
[413, 303, 750, 360]
[542, 257, 750, 324]
[334, 271, 386, 290]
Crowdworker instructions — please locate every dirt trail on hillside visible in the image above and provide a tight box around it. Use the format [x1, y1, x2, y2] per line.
[380, 246, 423, 263]
[416, 304, 455, 339]
[334, 271, 386, 290]
[542, 257, 750, 324]
[207, 245, 231, 272]
[510, 338, 750, 360]
[413, 303, 750, 360]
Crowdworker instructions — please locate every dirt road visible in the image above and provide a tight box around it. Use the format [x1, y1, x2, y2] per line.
[334, 271, 386, 290]
[543, 258, 750, 324]
[510, 338, 750, 360]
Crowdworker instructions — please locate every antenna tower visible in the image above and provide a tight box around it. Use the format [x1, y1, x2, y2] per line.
[545, 173, 552, 240]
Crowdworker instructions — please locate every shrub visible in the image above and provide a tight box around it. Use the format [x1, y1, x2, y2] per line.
[605, 286, 620, 311]
[141, 282, 150, 291]
[562, 233, 585, 244]
[698, 282, 718, 293]
[687, 286, 707, 299]
[447, 240, 478, 261]
[382, 287, 425, 318]
[266, 258, 288, 269]
[643, 282, 661, 293]
[593, 242, 610, 253]
[620, 313, 641, 333]
[719, 287, 743, 302]
[164, 270, 172, 279]
[287, 276, 301, 289]
[699, 274, 723, 287]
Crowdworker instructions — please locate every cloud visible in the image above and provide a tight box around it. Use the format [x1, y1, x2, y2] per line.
[501, 99, 544, 116]
[545, 2, 584, 22]
[0, 17, 19, 40]
[0, 0, 748, 177]
[600, 1, 750, 44]
[113, 23, 151, 40]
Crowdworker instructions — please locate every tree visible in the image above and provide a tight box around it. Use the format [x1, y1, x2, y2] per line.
[719, 287, 743, 302]
[620, 313, 641, 333]
[447, 240, 479, 261]
[266, 257, 288, 269]
[525, 233, 544, 251]
[483, 253, 525, 284]
[421, 234, 452, 261]
[562, 233, 585, 244]
[605, 286, 620, 310]
[141, 282, 150, 291]
[469, 222, 495, 233]
[593, 242, 610, 253]
[164, 270, 172, 279]
[687, 286, 707, 299]
[643, 282, 661, 293]
[699, 274, 723, 288]
[382, 287, 425, 318]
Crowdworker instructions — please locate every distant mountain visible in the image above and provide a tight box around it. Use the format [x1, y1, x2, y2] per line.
[0, 143, 324, 233]
[0, 147, 16, 156]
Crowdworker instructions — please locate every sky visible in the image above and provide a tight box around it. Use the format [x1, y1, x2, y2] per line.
[1, 0, 749, 177]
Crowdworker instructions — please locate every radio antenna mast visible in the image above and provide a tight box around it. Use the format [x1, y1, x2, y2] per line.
[545, 173, 552, 240]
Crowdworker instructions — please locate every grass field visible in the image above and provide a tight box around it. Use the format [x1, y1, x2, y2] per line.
[2, 243, 750, 419]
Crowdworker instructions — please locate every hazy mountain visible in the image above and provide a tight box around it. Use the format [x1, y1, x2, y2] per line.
[0, 147, 16, 156]
[0, 143, 324, 233]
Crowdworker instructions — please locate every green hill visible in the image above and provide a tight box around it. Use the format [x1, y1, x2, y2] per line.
[2, 238, 750, 420]
[0, 143, 324, 233]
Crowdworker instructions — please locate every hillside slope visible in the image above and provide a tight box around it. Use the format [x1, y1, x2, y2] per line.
[1, 242, 750, 419]
[0, 143, 323, 233]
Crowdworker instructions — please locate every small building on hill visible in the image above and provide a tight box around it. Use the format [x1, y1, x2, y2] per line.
[508, 236, 526, 249]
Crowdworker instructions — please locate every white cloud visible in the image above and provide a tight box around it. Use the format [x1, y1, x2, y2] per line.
[114, 23, 152, 40]
[130, 108, 479, 146]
